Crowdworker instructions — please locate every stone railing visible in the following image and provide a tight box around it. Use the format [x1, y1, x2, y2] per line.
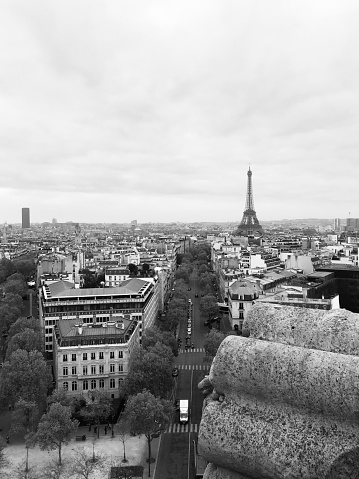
[198, 305, 359, 478]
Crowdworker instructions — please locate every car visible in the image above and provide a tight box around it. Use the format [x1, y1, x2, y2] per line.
[187, 329, 192, 335]
[172, 368, 179, 377]
[195, 293, 198, 298]
[201, 292, 204, 297]
[188, 287, 191, 291]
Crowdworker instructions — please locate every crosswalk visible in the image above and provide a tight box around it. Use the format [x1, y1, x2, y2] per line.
[176, 364, 210, 371]
[179, 348, 205, 354]
[165, 423, 199, 433]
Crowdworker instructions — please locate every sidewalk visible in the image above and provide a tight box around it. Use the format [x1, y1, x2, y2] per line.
[0, 422, 161, 478]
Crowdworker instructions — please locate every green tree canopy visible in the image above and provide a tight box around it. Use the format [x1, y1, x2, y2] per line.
[36, 402, 79, 465]
[198, 264, 209, 275]
[8, 316, 40, 339]
[80, 390, 113, 438]
[10, 398, 39, 435]
[124, 390, 173, 477]
[3, 279, 28, 297]
[200, 295, 219, 320]
[5, 328, 43, 359]
[0, 258, 15, 283]
[123, 345, 174, 398]
[13, 258, 36, 278]
[142, 327, 178, 357]
[0, 349, 52, 409]
[203, 329, 227, 359]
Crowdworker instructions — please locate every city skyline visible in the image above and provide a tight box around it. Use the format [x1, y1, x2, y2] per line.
[1, 1, 359, 224]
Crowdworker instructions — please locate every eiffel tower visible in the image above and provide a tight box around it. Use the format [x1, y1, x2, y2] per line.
[235, 166, 263, 236]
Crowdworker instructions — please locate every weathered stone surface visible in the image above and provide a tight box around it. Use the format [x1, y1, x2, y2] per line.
[243, 304, 359, 355]
[211, 336, 359, 418]
[203, 463, 251, 479]
[198, 306, 359, 479]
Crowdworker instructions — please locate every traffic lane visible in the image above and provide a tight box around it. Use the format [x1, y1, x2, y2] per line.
[154, 433, 189, 479]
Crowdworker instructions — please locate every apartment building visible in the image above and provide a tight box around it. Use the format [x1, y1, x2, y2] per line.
[53, 315, 139, 399]
[40, 277, 158, 354]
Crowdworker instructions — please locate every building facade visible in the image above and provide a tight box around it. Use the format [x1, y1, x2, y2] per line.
[22, 207, 30, 229]
[40, 277, 158, 354]
[53, 315, 139, 399]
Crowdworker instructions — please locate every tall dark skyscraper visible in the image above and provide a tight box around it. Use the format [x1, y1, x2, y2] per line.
[22, 207, 30, 228]
[235, 167, 263, 236]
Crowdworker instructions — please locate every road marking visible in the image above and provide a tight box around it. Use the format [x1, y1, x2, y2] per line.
[179, 348, 205, 354]
[176, 364, 210, 371]
[165, 423, 199, 433]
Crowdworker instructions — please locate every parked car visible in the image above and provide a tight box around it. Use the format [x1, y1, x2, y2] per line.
[188, 287, 191, 291]
[195, 293, 198, 298]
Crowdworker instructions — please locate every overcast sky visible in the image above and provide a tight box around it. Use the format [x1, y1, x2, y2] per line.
[1, 0, 358, 225]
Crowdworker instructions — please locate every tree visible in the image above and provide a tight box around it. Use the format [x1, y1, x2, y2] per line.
[13, 259, 36, 278]
[36, 402, 79, 465]
[115, 414, 131, 463]
[123, 345, 174, 399]
[203, 330, 227, 360]
[80, 390, 113, 439]
[142, 327, 178, 357]
[69, 447, 106, 479]
[175, 266, 189, 283]
[10, 399, 39, 476]
[142, 263, 150, 276]
[11, 399, 39, 434]
[0, 349, 53, 409]
[0, 258, 15, 283]
[125, 390, 173, 477]
[128, 264, 138, 276]
[0, 303, 22, 333]
[5, 328, 43, 359]
[8, 316, 40, 339]
[200, 295, 219, 321]
[47, 388, 76, 412]
[198, 264, 209, 275]
[2, 292, 23, 312]
[3, 279, 28, 298]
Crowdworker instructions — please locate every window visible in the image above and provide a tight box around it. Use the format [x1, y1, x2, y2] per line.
[239, 303, 244, 310]
[91, 365, 96, 375]
[118, 351, 123, 359]
[71, 381, 77, 391]
[91, 352, 96, 360]
[83, 353, 87, 361]
[72, 354, 77, 361]
[110, 363, 115, 373]
[110, 378, 115, 389]
[63, 382, 68, 391]
[83, 366, 88, 376]
[63, 354, 68, 362]
[63, 367, 68, 376]
[90, 379, 96, 389]
[99, 379, 105, 389]
[83, 380, 88, 390]
[99, 365, 104, 374]
[99, 352, 104, 360]
[118, 364, 123, 372]
[72, 366, 77, 375]
[110, 351, 115, 359]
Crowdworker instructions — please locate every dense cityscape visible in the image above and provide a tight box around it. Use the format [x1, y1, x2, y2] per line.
[0, 166, 359, 478]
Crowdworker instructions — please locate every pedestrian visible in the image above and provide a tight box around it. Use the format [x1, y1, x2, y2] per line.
[6, 435, 9, 444]
[104, 426, 107, 435]
[88, 424, 92, 431]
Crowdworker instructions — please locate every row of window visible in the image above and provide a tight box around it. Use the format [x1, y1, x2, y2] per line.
[62, 363, 124, 376]
[63, 377, 123, 391]
[63, 351, 123, 362]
